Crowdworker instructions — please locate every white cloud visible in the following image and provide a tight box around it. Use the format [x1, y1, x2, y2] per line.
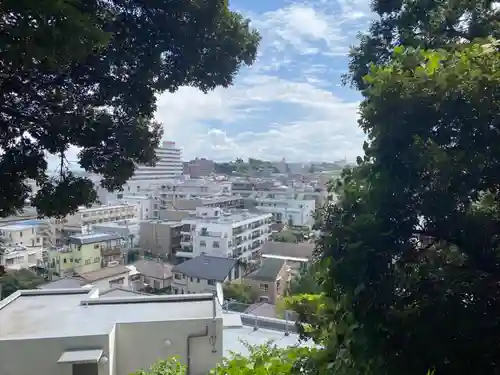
[153, 0, 372, 162]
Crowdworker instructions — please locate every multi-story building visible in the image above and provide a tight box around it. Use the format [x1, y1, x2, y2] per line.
[252, 197, 316, 227]
[0, 221, 43, 248]
[183, 158, 215, 178]
[56, 204, 138, 236]
[138, 220, 182, 259]
[47, 233, 124, 277]
[129, 140, 182, 181]
[0, 221, 45, 270]
[243, 257, 291, 304]
[0, 244, 44, 270]
[177, 207, 272, 262]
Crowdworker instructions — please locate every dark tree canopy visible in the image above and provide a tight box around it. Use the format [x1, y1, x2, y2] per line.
[1, 0, 260, 218]
[346, 0, 500, 89]
[293, 2, 500, 375]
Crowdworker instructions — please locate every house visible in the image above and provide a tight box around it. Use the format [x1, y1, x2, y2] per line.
[47, 233, 124, 277]
[0, 288, 223, 375]
[40, 265, 131, 291]
[171, 255, 240, 295]
[127, 259, 173, 292]
[244, 258, 290, 304]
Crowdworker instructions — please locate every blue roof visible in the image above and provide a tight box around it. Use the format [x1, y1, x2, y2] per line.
[13, 219, 43, 226]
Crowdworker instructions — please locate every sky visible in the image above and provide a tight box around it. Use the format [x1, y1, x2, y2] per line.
[58, 0, 374, 169]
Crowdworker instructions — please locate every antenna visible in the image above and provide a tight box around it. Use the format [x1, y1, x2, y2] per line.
[215, 282, 224, 306]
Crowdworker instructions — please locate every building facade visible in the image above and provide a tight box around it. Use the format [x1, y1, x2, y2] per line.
[177, 207, 272, 261]
[129, 140, 182, 181]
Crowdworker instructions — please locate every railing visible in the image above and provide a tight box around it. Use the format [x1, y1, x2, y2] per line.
[222, 300, 298, 334]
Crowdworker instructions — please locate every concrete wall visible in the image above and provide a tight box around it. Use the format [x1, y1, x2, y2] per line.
[0, 319, 223, 375]
[115, 319, 223, 375]
[0, 334, 110, 375]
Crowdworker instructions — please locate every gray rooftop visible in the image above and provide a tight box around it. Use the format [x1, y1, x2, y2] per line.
[38, 277, 85, 290]
[261, 242, 315, 259]
[222, 312, 315, 357]
[98, 287, 151, 298]
[68, 232, 123, 245]
[245, 258, 285, 282]
[0, 289, 220, 340]
[132, 260, 173, 280]
[172, 255, 237, 282]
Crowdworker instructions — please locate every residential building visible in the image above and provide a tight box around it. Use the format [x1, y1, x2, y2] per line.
[0, 221, 45, 270]
[177, 207, 272, 261]
[0, 221, 43, 248]
[92, 219, 139, 247]
[0, 289, 223, 375]
[40, 265, 131, 291]
[127, 259, 173, 292]
[47, 233, 124, 277]
[183, 158, 215, 178]
[0, 244, 44, 270]
[252, 197, 315, 227]
[171, 255, 240, 295]
[139, 221, 182, 259]
[47, 204, 138, 240]
[129, 140, 183, 181]
[244, 258, 290, 304]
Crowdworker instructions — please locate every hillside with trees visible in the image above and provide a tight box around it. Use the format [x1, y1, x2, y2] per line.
[214, 158, 280, 175]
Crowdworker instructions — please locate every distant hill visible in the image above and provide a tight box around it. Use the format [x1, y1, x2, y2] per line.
[214, 158, 280, 175]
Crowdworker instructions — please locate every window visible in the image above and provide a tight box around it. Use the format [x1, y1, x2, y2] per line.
[63, 258, 67, 264]
[260, 283, 269, 292]
[94, 244, 100, 249]
[19, 231, 23, 237]
[200, 240, 206, 247]
[207, 279, 216, 286]
[174, 273, 182, 280]
[153, 280, 161, 289]
[190, 277, 194, 282]
[173, 288, 178, 294]
[109, 278, 125, 288]
[197, 278, 200, 283]
[213, 241, 220, 248]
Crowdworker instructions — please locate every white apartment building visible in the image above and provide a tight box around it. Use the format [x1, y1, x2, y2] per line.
[129, 140, 182, 181]
[177, 207, 272, 261]
[254, 197, 316, 227]
[0, 221, 45, 270]
[0, 244, 44, 270]
[0, 221, 42, 247]
[59, 204, 138, 234]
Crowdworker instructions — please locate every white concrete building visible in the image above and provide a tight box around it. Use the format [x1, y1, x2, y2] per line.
[177, 207, 272, 261]
[129, 140, 182, 182]
[0, 289, 222, 375]
[0, 244, 44, 270]
[0, 221, 43, 248]
[254, 197, 316, 227]
[0, 221, 45, 270]
[61, 204, 138, 234]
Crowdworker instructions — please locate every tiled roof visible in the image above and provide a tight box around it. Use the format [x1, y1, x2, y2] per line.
[132, 260, 173, 280]
[78, 265, 130, 282]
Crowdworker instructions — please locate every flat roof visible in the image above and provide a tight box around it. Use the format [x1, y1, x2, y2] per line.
[0, 290, 220, 340]
[68, 232, 123, 245]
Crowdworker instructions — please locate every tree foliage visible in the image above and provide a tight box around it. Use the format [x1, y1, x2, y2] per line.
[131, 343, 323, 375]
[223, 282, 258, 305]
[0, 268, 45, 299]
[346, 0, 500, 90]
[1, 0, 260, 218]
[306, 39, 500, 375]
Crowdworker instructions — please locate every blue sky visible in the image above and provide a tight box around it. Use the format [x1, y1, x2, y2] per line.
[59, 0, 373, 168]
